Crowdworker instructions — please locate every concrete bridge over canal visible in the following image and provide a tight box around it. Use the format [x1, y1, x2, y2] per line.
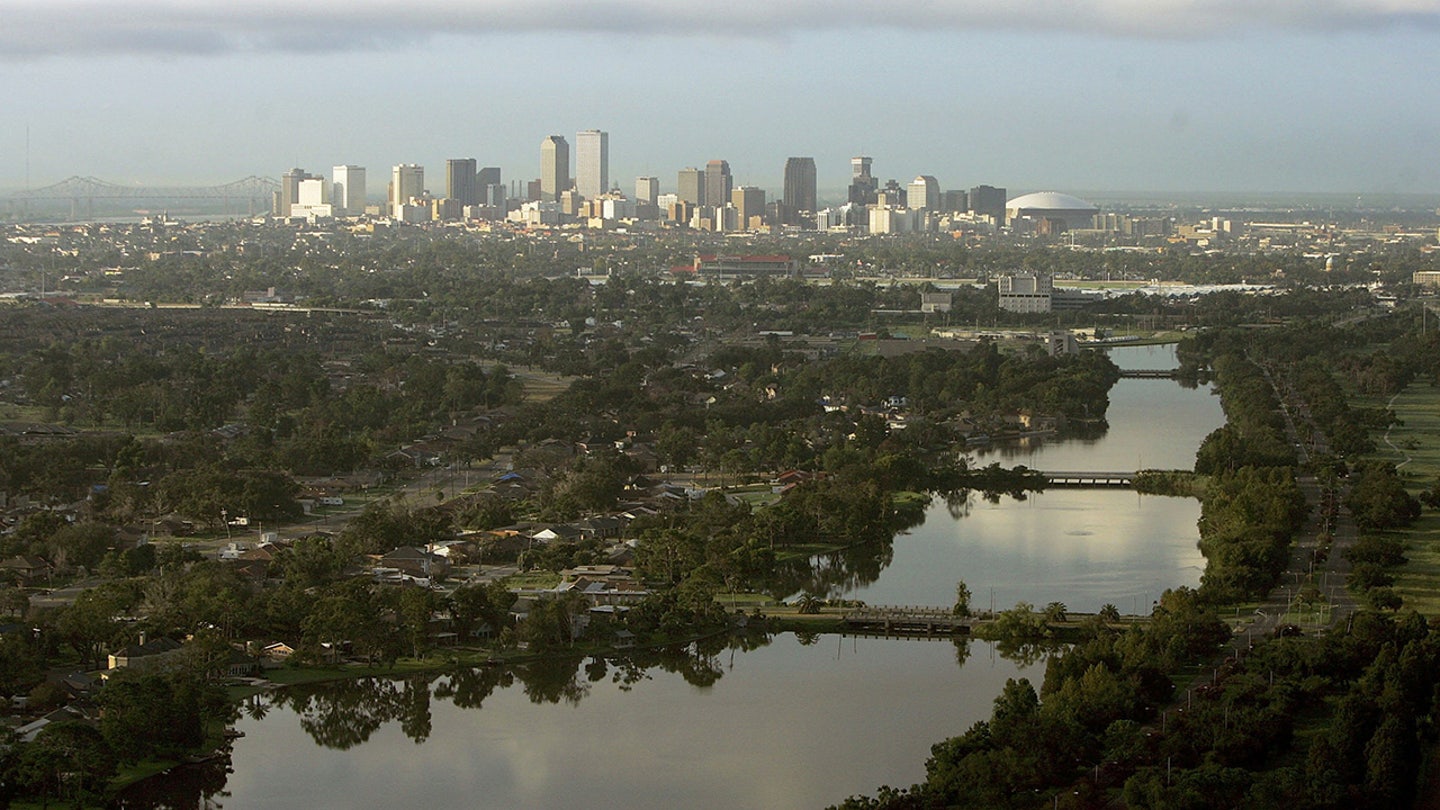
[1040, 471, 1135, 488]
[843, 606, 973, 635]
[1117, 368, 1182, 379]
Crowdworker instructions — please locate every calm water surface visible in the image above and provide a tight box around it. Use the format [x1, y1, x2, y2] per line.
[125, 636, 1044, 810]
[121, 345, 1218, 809]
[831, 344, 1224, 613]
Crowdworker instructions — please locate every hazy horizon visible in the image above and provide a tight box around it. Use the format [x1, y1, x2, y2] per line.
[3, 1, 1439, 198]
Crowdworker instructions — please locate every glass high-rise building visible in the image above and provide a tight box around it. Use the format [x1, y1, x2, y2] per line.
[446, 158, 479, 206]
[848, 156, 877, 206]
[782, 157, 817, 225]
[576, 130, 608, 199]
[968, 184, 1007, 224]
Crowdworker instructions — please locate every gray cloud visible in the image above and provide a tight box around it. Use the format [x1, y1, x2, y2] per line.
[2, 0, 1438, 57]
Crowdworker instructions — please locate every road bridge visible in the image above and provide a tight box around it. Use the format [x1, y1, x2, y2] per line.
[842, 606, 972, 635]
[1117, 368, 1182, 379]
[1041, 471, 1134, 488]
[5, 175, 279, 220]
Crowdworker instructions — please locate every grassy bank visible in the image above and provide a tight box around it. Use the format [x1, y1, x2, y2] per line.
[1356, 380, 1440, 616]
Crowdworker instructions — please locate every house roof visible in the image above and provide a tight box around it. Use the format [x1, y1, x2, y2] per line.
[111, 636, 183, 659]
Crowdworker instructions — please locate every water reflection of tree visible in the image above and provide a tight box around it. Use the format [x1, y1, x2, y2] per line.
[759, 496, 938, 599]
[516, 655, 589, 705]
[944, 489, 975, 520]
[992, 639, 1059, 668]
[434, 664, 511, 710]
[280, 677, 407, 750]
[400, 678, 432, 743]
[110, 749, 233, 809]
[951, 636, 971, 668]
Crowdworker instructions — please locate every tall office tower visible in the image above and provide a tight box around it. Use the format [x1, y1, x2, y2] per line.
[782, 157, 817, 226]
[297, 177, 328, 205]
[907, 175, 939, 210]
[636, 176, 659, 205]
[968, 184, 1007, 224]
[540, 135, 569, 202]
[704, 160, 732, 208]
[446, 158, 479, 206]
[733, 186, 766, 229]
[332, 165, 365, 216]
[848, 156, 877, 206]
[943, 189, 968, 214]
[677, 167, 703, 205]
[279, 168, 313, 216]
[576, 129, 609, 199]
[477, 166, 502, 188]
[391, 164, 424, 214]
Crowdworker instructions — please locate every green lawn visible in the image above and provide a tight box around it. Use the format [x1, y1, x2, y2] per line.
[1357, 381, 1440, 616]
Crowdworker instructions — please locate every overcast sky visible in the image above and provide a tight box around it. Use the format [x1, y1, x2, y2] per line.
[2, 0, 1439, 199]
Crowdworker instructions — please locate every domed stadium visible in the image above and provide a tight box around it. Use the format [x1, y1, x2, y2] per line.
[1005, 191, 1099, 232]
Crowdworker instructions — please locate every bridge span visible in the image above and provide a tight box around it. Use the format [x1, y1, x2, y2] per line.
[1117, 368, 1182, 379]
[1041, 471, 1134, 488]
[5, 175, 280, 220]
[843, 606, 972, 635]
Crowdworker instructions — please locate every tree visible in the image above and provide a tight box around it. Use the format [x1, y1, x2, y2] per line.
[449, 582, 514, 642]
[56, 586, 128, 670]
[0, 587, 29, 620]
[98, 673, 204, 763]
[953, 580, 972, 617]
[395, 586, 437, 659]
[46, 522, 114, 571]
[14, 721, 116, 806]
[1044, 602, 1068, 624]
[0, 632, 43, 696]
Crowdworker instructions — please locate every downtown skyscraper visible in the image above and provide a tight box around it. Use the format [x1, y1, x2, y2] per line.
[446, 158, 479, 206]
[576, 129, 608, 199]
[332, 165, 366, 216]
[390, 163, 424, 215]
[782, 157, 817, 226]
[704, 160, 732, 208]
[540, 135, 569, 202]
[677, 167, 703, 206]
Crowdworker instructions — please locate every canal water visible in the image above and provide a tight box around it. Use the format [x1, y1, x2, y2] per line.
[117, 636, 1046, 810]
[117, 345, 1221, 809]
[827, 344, 1223, 614]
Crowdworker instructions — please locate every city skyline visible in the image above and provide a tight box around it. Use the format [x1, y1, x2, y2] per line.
[2, 1, 1439, 197]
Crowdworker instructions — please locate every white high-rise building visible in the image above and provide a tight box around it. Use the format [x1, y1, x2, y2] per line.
[297, 177, 328, 206]
[576, 129, 608, 199]
[907, 175, 939, 211]
[290, 177, 333, 219]
[332, 165, 365, 217]
[391, 164, 424, 216]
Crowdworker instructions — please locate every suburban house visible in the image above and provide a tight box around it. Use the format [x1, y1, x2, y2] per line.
[107, 634, 185, 674]
[0, 555, 53, 584]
